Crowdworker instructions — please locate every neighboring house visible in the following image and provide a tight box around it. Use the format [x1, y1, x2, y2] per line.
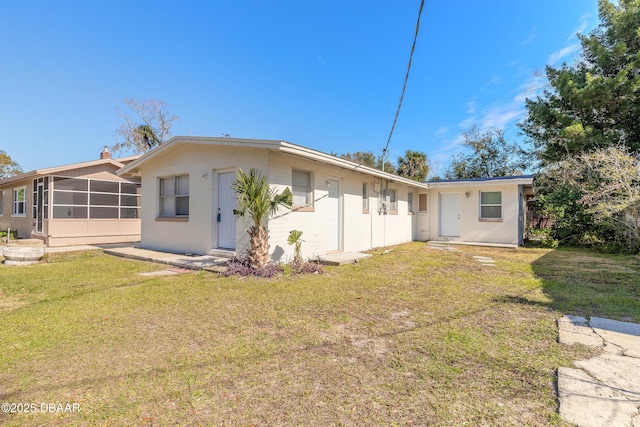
[0, 148, 141, 246]
[118, 137, 533, 261]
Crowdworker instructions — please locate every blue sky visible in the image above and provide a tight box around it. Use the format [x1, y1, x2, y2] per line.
[1, 1, 599, 175]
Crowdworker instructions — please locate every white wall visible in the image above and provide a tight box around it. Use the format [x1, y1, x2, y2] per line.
[428, 184, 522, 245]
[138, 143, 268, 254]
[267, 152, 419, 262]
[138, 144, 425, 258]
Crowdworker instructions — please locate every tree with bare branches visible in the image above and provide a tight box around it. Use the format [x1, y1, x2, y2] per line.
[112, 98, 178, 154]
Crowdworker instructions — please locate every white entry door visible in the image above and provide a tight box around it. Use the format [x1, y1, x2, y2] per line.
[439, 193, 460, 237]
[327, 179, 341, 251]
[217, 172, 237, 249]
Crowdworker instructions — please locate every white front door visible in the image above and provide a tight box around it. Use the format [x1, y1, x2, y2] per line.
[439, 193, 460, 237]
[217, 172, 236, 249]
[327, 179, 341, 251]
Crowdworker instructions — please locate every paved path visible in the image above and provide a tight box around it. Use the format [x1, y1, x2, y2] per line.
[103, 247, 230, 272]
[557, 315, 640, 427]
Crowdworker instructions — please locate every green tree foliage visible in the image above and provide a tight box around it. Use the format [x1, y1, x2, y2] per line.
[520, 0, 640, 164]
[339, 151, 377, 168]
[231, 168, 292, 268]
[0, 150, 23, 179]
[112, 98, 178, 154]
[338, 150, 431, 179]
[445, 126, 525, 179]
[397, 150, 429, 182]
[535, 147, 640, 252]
[338, 151, 397, 174]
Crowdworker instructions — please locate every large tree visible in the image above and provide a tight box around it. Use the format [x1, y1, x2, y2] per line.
[231, 168, 292, 269]
[112, 98, 178, 154]
[520, 0, 640, 164]
[535, 147, 640, 251]
[338, 151, 397, 174]
[397, 149, 429, 182]
[0, 150, 23, 179]
[445, 126, 525, 179]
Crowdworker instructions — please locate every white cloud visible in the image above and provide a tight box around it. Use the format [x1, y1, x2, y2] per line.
[548, 44, 580, 65]
[480, 102, 526, 130]
[520, 27, 538, 46]
[465, 100, 476, 114]
[435, 126, 449, 136]
[571, 14, 590, 39]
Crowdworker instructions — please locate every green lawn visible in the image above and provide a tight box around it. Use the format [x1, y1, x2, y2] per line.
[0, 243, 638, 426]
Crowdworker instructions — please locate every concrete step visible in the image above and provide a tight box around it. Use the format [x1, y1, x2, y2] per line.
[209, 249, 236, 258]
[4, 238, 46, 247]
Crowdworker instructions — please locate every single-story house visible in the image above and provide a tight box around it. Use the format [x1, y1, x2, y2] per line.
[117, 137, 533, 261]
[0, 148, 142, 246]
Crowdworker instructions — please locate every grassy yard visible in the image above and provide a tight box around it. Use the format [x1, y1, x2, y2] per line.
[0, 243, 638, 426]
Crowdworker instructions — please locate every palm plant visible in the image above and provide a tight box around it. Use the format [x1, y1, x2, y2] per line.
[287, 230, 304, 265]
[231, 168, 292, 268]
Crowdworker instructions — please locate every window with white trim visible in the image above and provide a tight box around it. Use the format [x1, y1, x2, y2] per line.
[12, 187, 26, 216]
[418, 193, 428, 212]
[480, 191, 502, 220]
[362, 183, 369, 213]
[292, 170, 312, 207]
[159, 175, 189, 217]
[50, 176, 140, 219]
[384, 188, 397, 214]
[0, 191, 4, 216]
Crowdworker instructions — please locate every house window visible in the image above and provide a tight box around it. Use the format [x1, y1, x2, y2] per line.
[408, 192, 414, 214]
[480, 191, 502, 220]
[51, 176, 140, 219]
[12, 187, 26, 216]
[292, 170, 312, 207]
[159, 175, 189, 217]
[384, 188, 397, 214]
[0, 191, 4, 216]
[362, 183, 369, 213]
[418, 194, 428, 212]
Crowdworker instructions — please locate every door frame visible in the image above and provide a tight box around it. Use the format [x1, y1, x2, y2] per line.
[439, 192, 460, 237]
[215, 170, 237, 250]
[326, 177, 343, 252]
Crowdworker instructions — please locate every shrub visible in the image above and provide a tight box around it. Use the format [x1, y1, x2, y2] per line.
[223, 256, 283, 278]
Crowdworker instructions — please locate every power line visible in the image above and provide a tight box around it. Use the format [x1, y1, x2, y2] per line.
[382, 0, 426, 165]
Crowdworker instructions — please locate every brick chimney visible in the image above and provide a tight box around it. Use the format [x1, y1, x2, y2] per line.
[100, 146, 112, 160]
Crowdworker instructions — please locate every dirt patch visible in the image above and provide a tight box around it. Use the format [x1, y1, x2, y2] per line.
[558, 255, 637, 273]
[0, 291, 28, 312]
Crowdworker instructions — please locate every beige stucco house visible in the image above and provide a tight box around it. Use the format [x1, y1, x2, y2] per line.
[118, 137, 533, 261]
[0, 149, 141, 246]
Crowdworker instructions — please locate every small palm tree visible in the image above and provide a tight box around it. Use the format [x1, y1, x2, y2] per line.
[231, 168, 292, 268]
[287, 230, 304, 265]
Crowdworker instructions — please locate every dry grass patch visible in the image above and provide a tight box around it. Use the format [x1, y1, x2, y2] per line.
[1, 243, 633, 425]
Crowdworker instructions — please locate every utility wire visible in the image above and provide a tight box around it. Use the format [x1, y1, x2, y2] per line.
[382, 0, 425, 165]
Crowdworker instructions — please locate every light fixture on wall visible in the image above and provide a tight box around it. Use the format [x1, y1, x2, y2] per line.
[325, 180, 330, 187]
[201, 172, 209, 179]
[465, 191, 470, 198]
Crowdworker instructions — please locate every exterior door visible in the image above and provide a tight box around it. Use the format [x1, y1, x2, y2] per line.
[327, 179, 341, 251]
[439, 193, 460, 237]
[35, 181, 44, 233]
[217, 172, 237, 249]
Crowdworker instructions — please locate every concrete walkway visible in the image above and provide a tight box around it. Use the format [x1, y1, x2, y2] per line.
[103, 247, 231, 272]
[557, 315, 640, 427]
[318, 251, 372, 265]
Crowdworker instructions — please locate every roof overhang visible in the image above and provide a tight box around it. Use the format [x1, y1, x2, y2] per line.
[426, 175, 534, 189]
[0, 156, 140, 187]
[117, 136, 431, 189]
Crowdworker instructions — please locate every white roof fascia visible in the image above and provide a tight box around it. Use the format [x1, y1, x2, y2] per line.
[426, 177, 533, 189]
[117, 136, 430, 189]
[277, 141, 429, 189]
[0, 158, 132, 187]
